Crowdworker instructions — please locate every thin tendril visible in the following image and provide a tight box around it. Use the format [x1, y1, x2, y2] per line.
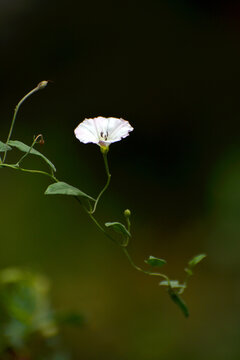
[16, 134, 43, 167]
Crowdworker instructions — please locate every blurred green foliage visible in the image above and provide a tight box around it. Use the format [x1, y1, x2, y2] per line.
[0, 268, 83, 360]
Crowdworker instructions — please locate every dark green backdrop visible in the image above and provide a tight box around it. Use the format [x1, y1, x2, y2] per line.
[1, 0, 240, 359]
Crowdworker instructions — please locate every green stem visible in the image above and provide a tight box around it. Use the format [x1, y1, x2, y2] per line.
[178, 273, 191, 295]
[0, 161, 169, 285]
[124, 214, 131, 247]
[3, 82, 47, 163]
[126, 217, 131, 232]
[90, 150, 111, 214]
[0, 163, 58, 182]
[121, 247, 169, 281]
[87, 211, 118, 245]
[88, 208, 169, 281]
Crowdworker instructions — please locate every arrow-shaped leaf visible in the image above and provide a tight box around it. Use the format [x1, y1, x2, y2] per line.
[0, 141, 12, 152]
[105, 222, 131, 238]
[159, 280, 185, 289]
[45, 181, 95, 201]
[9, 140, 56, 172]
[188, 254, 206, 268]
[168, 288, 189, 318]
[145, 256, 166, 267]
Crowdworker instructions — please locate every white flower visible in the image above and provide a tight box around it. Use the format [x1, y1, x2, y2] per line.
[74, 116, 133, 148]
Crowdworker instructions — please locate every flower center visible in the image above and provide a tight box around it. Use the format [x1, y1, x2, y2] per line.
[100, 131, 108, 141]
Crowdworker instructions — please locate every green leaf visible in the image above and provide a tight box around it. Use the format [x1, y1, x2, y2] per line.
[188, 254, 206, 268]
[184, 268, 193, 276]
[45, 181, 95, 201]
[145, 256, 166, 267]
[168, 288, 189, 318]
[8, 140, 56, 172]
[0, 141, 12, 152]
[105, 222, 131, 238]
[159, 280, 185, 289]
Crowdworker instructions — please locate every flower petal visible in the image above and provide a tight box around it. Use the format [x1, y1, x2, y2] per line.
[74, 118, 99, 144]
[107, 117, 133, 143]
[74, 117, 134, 146]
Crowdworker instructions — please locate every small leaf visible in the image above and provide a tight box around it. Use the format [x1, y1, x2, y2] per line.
[188, 254, 206, 268]
[184, 268, 193, 276]
[45, 182, 95, 201]
[105, 222, 131, 238]
[159, 280, 185, 289]
[0, 141, 12, 152]
[145, 256, 166, 267]
[9, 140, 56, 172]
[168, 288, 189, 318]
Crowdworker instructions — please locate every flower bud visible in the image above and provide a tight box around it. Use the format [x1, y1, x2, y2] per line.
[124, 209, 131, 218]
[34, 134, 44, 145]
[37, 80, 48, 90]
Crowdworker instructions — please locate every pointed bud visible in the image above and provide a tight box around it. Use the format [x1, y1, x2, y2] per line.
[37, 80, 48, 90]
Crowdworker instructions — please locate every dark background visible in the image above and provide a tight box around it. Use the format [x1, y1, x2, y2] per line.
[1, 0, 240, 358]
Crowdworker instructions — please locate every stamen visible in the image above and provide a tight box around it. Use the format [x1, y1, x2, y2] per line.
[100, 131, 108, 141]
